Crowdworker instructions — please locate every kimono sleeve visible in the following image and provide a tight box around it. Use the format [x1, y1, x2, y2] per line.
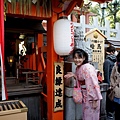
[82, 65, 103, 101]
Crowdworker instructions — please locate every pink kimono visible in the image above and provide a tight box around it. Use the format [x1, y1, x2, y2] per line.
[75, 63, 103, 120]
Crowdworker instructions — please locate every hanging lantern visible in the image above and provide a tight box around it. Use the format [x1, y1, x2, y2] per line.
[53, 16, 74, 56]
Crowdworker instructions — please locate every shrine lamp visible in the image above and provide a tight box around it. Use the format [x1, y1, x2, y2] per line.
[7, 56, 14, 67]
[53, 16, 74, 56]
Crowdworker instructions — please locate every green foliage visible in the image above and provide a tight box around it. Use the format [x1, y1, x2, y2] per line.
[89, 4, 102, 25]
[89, 1, 120, 28]
[89, 4, 101, 16]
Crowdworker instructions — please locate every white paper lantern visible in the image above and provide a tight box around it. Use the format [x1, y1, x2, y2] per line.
[53, 17, 74, 56]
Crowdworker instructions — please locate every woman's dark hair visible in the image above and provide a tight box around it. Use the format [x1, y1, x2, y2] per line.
[116, 52, 120, 73]
[106, 46, 115, 53]
[72, 48, 88, 65]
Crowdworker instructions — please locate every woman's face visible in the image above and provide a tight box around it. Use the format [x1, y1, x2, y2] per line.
[73, 53, 85, 66]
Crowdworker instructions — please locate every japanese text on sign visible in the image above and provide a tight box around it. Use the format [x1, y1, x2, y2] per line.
[54, 62, 64, 112]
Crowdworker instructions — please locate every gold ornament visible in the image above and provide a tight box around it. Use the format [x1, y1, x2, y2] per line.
[93, 32, 98, 39]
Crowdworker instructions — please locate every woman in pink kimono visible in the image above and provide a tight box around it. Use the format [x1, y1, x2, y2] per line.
[64, 49, 102, 120]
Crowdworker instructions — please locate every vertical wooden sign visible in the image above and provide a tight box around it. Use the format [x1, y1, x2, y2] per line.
[54, 62, 64, 112]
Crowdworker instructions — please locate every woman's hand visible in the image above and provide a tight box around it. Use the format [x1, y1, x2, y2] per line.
[64, 72, 76, 79]
[92, 100, 98, 109]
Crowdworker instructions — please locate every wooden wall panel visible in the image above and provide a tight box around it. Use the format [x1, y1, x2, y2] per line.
[5, 0, 52, 18]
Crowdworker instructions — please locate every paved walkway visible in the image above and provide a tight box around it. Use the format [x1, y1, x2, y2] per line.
[100, 114, 115, 120]
[107, 117, 115, 120]
[106, 112, 115, 120]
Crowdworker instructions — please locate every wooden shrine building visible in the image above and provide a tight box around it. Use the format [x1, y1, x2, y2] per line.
[0, 0, 111, 120]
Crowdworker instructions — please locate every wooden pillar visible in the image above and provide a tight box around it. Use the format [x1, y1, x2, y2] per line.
[24, 55, 29, 68]
[47, 14, 63, 120]
[37, 34, 44, 71]
[29, 54, 33, 69]
[32, 48, 36, 70]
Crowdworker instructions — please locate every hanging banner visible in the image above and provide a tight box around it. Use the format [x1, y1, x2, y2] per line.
[54, 62, 64, 112]
[0, 0, 8, 100]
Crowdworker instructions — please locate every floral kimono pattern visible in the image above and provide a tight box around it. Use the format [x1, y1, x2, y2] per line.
[75, 63, 102, 120]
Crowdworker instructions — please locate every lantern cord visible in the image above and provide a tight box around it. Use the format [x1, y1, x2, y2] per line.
[57, 55, 68, 62]
[58, 55, 65, 62]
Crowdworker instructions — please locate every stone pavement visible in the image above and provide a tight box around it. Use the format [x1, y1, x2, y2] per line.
[100, 114, 115, 120]
[106, 112, 115, 120]
[107, 117, 115, 120]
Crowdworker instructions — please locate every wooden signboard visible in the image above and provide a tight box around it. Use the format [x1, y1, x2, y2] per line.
[85, 29, 107, 78]
[54, 62, 64, 112]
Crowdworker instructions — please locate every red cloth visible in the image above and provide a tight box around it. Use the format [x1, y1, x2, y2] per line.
[97, 72, 102, 83]
[0, 0, 8, 100]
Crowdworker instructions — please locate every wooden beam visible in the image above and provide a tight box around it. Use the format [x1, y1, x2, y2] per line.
[76, 0, 84, 7]
[65, 0, 84, 15]
[37, 34, 44, 71]
[52, 0, 63, 16]
[41, 46, 47, 52]
[40, 53, 46, 69]
[41, 92, 47, 102]
[65, 0, 77, 15]
[52, 0, 60, 7]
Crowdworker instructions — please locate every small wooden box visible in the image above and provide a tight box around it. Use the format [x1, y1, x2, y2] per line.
[0, 100, 28, 120]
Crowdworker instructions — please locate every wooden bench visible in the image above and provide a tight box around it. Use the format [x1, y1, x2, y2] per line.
[18, 68, 31, 82]
[22, 71, 44, 86]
